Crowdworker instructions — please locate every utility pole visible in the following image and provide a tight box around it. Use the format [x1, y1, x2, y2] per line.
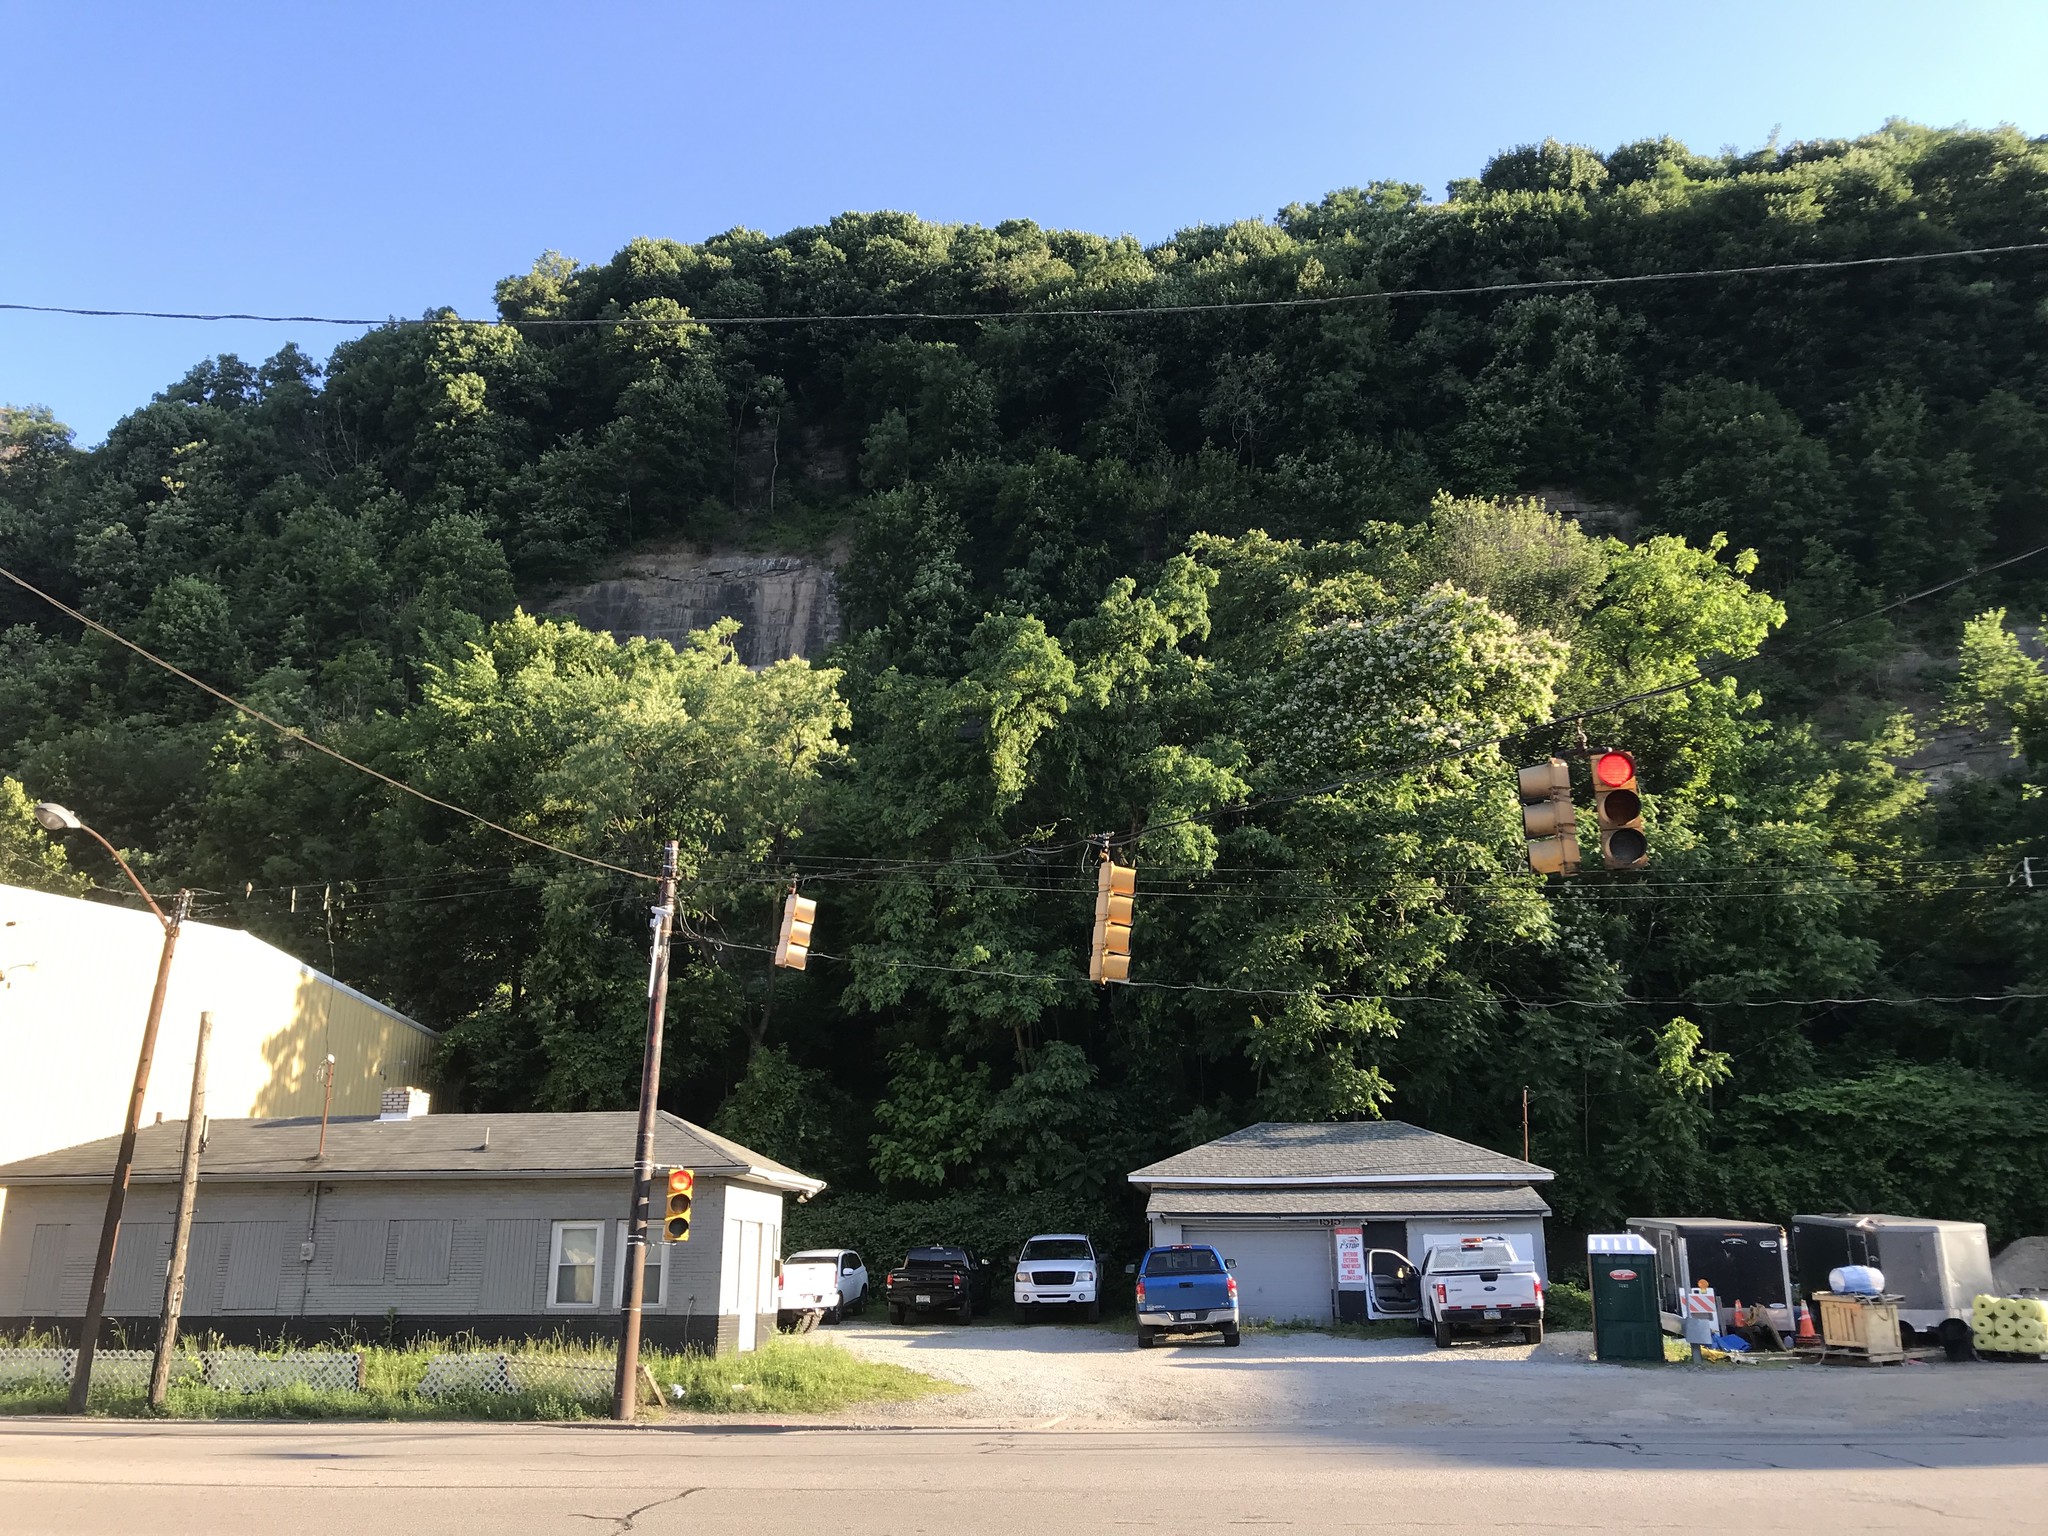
[70, 888, 192, 1413]
[613, 841, 678, 1422]
[148, 1009, 211, 1409]
[1522, 1086, 1531, 1163]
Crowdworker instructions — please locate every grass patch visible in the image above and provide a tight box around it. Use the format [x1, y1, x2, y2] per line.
[0, 1333, 948, 1421]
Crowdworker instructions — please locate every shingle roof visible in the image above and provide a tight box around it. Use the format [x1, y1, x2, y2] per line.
[1146, 1184, 1552, 1219]
[0, 1111, 824, 1195]
[1128, 1121, 1552, 1184]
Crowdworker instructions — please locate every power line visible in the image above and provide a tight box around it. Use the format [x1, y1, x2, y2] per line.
[4, 242, 2044, 331]
[0, 562, 657, 884]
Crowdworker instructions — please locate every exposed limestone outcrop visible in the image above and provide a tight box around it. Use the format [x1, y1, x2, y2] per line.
[541, 549, 841, 668]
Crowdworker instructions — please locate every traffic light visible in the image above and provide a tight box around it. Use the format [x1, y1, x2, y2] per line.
[773, 890, 816, 970]
[1089, 857, 1136, 984]
[1593, 749, 1648, 870]
[1516, 757, 1580, 876]
[663, 1167, 695, 1242]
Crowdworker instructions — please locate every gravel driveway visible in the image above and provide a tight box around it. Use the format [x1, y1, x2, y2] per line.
[817, 1317, 2048, 1433]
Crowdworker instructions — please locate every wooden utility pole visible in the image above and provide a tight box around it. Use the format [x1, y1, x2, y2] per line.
[612, 842, 678, 1422]
[148, 1009, 211, 1409]
[1522, 1086, 1531, 1163]
[70, 889, 192, 1412]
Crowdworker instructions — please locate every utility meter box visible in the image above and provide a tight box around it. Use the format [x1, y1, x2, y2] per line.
[1588, 1233, 1663, 1362]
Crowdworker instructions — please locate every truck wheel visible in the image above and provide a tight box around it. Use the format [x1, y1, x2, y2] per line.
[1137, 1326, 1157, 1349]
[958, 1297, 974, 1323]
[1222, 1325, 1242, 1347]
[824, 1306, 841, 1325]
[1434, 1320, 1454, 1349]
[1084, 1300, 1101, 1324]
[890, 1303, 906, 1325]
[1523, 1322, 1544, 1346]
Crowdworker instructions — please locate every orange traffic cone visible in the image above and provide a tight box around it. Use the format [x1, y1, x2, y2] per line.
[1795, 1301, 1819, 1346]
[1732, 1299, 1748, 1329]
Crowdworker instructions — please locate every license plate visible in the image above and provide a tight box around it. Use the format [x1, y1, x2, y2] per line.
[1176, 1311, 1197, 1321]
[915, 1294, 932, 1304]
[1483, 1307, 1501, 1319]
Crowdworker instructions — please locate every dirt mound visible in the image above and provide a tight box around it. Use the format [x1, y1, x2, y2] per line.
[1992, 1236, 2048, 1294]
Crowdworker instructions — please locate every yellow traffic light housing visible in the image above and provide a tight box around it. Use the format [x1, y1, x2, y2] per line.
[1089, 857, 1136, 984]
[1593, 751, 1648, 870]
[774, 890, 816, 970]
[1517, 757, 1580, 876]
[663, 1167, 695, 1242]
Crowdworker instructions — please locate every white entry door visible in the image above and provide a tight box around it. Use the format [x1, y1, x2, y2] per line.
[1185, 1225, 1334, 1323]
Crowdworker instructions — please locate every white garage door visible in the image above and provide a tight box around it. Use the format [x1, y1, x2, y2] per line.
[1185, 1226, 1333, 1323]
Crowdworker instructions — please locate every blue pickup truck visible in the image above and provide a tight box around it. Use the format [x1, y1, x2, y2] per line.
[1134, 1243, 1241, 1348]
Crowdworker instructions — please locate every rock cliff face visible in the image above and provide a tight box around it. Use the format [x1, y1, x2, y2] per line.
[541, 550, 841, 668]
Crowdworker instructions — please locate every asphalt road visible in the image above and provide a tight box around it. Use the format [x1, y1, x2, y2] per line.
[3, 1419, 2044, 1534]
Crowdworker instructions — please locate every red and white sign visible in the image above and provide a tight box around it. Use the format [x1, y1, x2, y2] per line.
[1607, 1269, 1639, 1282]
[1334, 1228, 1366, 1286]
[1684, 1290, 1718, 1318]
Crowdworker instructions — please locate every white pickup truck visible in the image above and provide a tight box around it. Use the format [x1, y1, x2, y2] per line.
[1418, 1237, 1544, 1346]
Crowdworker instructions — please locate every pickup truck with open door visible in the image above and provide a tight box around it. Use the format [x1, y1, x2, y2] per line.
[1352, 1238, 1543, 1345]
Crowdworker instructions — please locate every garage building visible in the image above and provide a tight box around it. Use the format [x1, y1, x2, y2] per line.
[1129, 1121, 1553, 1325]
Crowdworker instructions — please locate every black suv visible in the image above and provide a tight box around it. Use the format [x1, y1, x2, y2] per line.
[885, 1245, 996, 1323]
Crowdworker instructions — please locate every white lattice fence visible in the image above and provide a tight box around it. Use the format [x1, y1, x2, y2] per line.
[416, 1352, 614, 1401]
[0, 1348, 200, 1393]
[201, 1351, 365, 1393]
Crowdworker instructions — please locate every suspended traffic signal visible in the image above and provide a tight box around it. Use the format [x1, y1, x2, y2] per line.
[663, 1167, 695, 1242]
[1089, 856, 1135, 984]
[774, 890, 816, 970]
[1593, 750, 1648, 870]
[1516, 757, 1580, 876]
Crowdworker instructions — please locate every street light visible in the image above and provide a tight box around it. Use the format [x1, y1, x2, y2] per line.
[33, 802, 191, 1412]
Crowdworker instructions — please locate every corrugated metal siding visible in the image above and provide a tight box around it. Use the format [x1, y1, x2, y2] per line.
[183, 1223, 229, 1315]
[223, 1221, 286, 1310]
[332, 1219, 387, 1284]
[24, 1224, 69, 1312]
[109, 1223, 169, 1313]
[394, 1219, 452, 1284]
[0, 884, 435, 1174]
[480, 1219, 544, 1311]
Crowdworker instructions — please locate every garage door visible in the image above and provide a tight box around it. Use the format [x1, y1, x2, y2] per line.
[1185, 1226, 1333, 1323]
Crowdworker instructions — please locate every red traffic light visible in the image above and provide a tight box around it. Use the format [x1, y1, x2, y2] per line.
[667, 1168, 695, 1199]
[1593, 750, 1636, 788]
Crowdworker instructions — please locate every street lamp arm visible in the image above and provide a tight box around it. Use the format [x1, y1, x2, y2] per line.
[78, 823, 168, 927]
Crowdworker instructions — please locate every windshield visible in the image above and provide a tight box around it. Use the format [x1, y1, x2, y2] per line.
[783, 1256, 837, 1271]
[1021, 1239, 1092, 1261]
[1144, 1248, 1223, 1276]
[904, 1248, 967, 1266]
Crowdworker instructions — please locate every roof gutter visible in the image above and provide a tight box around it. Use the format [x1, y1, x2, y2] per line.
[1129, 1171, 1555, 1187]
[0, 1164, 825, 1192]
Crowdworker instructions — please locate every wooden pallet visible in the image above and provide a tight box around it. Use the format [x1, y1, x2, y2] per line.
[1979, 1349, 2048, 1363]
[1792, 1344, 1943, 1367]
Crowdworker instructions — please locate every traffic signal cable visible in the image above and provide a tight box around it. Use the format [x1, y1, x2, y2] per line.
[0, 561, 660, 884]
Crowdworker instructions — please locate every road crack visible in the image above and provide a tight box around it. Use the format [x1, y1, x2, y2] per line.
[571, 1486, 702, 1533]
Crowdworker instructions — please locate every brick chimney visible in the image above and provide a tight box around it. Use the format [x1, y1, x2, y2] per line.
[378, 1086, 431, 1121]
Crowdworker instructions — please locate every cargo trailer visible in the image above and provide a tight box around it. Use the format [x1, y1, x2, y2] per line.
[1626, 1216, 1795, 1336]
[1790, 1214, 1991, 1348]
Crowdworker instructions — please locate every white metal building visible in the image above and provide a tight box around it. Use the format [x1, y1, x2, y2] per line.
[1129, 1121, 1554, 1324]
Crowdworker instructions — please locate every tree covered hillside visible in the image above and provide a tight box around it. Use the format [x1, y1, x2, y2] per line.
[4, 122, 2047, 1246]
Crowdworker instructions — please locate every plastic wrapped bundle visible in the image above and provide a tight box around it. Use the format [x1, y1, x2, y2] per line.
[1828, 1265, 1885, 1295]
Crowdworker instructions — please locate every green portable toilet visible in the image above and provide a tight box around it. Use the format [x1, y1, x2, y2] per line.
[1588, 1233, 1663, 1362]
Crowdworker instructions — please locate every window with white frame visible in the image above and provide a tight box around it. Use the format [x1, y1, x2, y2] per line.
[549, 1221, 602, 1309]
[614, 1221, 667, 1308]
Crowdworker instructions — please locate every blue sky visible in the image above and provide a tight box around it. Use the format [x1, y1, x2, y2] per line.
[5, 0, 2045, 443]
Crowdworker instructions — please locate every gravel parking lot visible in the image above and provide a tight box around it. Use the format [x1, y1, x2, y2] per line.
[817, 1317, 2048, 1433]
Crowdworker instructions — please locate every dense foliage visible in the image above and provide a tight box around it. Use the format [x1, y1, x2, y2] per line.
[5, 122, 2048, 1250]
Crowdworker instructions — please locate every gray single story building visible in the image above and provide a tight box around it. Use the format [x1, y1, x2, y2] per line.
[1129, 1121, 1553, 1324]
[0, 1096, 824, 1354]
